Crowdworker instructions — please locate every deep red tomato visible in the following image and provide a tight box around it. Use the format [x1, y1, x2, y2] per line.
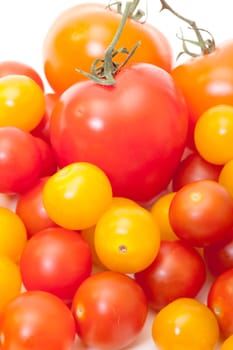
[135, 240, 206, 311]
[208, 268, 233, 338]
[0, 127, 42, 194]
[16, 177, 57, 238]
[50, 62, 188, 202]
[72, 270, 148, 350]
[0, 290, 76, 350]
[33, 137, 58, 177]
[172, 151, 222, 191]
[169, 180, 233, 247]
[203, 233, 233, 276]
[172, 39, 233, 148]
[20, 227, 92, 303]
[0, 60, 44, 90]
[43, 3, 173, 92]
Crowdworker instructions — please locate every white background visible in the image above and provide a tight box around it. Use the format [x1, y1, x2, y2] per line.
[0, 1, 230, 349]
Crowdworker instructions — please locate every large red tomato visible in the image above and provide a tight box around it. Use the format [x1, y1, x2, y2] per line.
[43, 3, 173, 93]
[50, 63, 188, 202]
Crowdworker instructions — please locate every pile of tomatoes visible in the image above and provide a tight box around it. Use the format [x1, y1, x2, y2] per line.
[1, 0, 233, 349]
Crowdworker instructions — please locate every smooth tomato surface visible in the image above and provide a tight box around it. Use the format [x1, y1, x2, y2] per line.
[20, 227, 92, 302]
[50, 62, 188, 202]
[0, 290, 76, 350]
[172, 39, 233, 148]
[152, 298, 219, 350]
[135, 240, 206, 311]
[43, 3, 173, 92]
[208, 268, 233, 338]
[72, 271, 148, 350]
[169, 180, 233, 247]
[0, 127, 42, 194]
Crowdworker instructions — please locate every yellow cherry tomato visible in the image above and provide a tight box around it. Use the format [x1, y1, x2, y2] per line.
[42, 162, 113, 230]
[0, 207, 27, 262]
[0, 75, 45, 131]
[94, 204, 160, 274]
[218, 159, 233, 198]
[220, 334, 233, 350]
[150, 192, 178, 240]
[152, 298, 220, 350]
[194, 104, 233, 165]
[0, 255, 22, 310]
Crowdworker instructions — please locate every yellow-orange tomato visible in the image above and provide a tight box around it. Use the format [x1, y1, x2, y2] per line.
[42, 162, 113, 230]
[218, 159, 233, 198]
[43, 3, 173, 93]
[0, 255, 22, 310]
[194, 105, 233, 165]
[220, 335, 233, 350]
[150, 192, 178, 240]
[152, 298, 220, 350]
[94, 205, 160, 274]
[0, 75, 45, 131]
[0, 207, 27, 262]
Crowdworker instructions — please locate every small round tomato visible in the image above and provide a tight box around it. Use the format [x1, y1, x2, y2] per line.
[219, 159, 233, 198]
[220, 335, 233, 350]
[135, 240, 206, 311]
[94, 204, 160, 274]
[0, 207, 27, 262]
[194, 105, 233, 165]
[16, 177, 57, 238]
[0, 75, 45, 131]
[20, 227, 92, 303]
[43, 3, 173, 92]
[150, 192, 178, 240]
[0, 290, 76, 350]
[33, 137, 58, 177]
[0, 60, 44, 90]
[172, 152, 222, 191]
[42, 162, 113, 230]
[0, 255, 22, 311]
[152, 298, 219, 350]
[72, 270, 148, 350]
[0, 127, 42, 194]
[169, 180, 233, 247]
[208, 268, 233, 338]
[203, 234, 233, 276]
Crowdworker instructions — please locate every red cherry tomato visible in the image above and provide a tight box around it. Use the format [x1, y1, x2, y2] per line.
[33, 137, 58, 177]
[135, 240, 206, 311]
[20, 227, 92, 303]
[72, 270, 148, 350]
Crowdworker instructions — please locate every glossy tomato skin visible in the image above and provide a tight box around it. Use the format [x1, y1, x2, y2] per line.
[135, 240, 206, 311]
[20, 227, 92, 303]
[169, 180, 233, 247]
[0, 290, 76, 350]
[72, 271, 148, 350]
[172, 152, 222, 191]
[50, 63, 188, 202]
[33, 137, 58, 177]
[208, 268, 233, 338]
[0, 60, 44, 90]
[16, 177, 57, 238]
[0, 127, 42, 194]
[203, 234, 233, 276]
[172, 40, 233, 148]
[43, 3, 173, 92]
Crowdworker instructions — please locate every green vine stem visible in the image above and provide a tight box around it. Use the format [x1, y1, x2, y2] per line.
[159, 0, 216, 57]
[76, 0, 142, 86]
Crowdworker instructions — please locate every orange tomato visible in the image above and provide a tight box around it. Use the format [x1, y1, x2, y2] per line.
[152, 298, 220, 350]
[218, 159, 233, 198]
[220, 335, 233, 350]
[43, 3, 173, 92]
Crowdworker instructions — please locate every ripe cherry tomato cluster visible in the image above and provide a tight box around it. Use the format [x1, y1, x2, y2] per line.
[1, 1, 233, 350]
